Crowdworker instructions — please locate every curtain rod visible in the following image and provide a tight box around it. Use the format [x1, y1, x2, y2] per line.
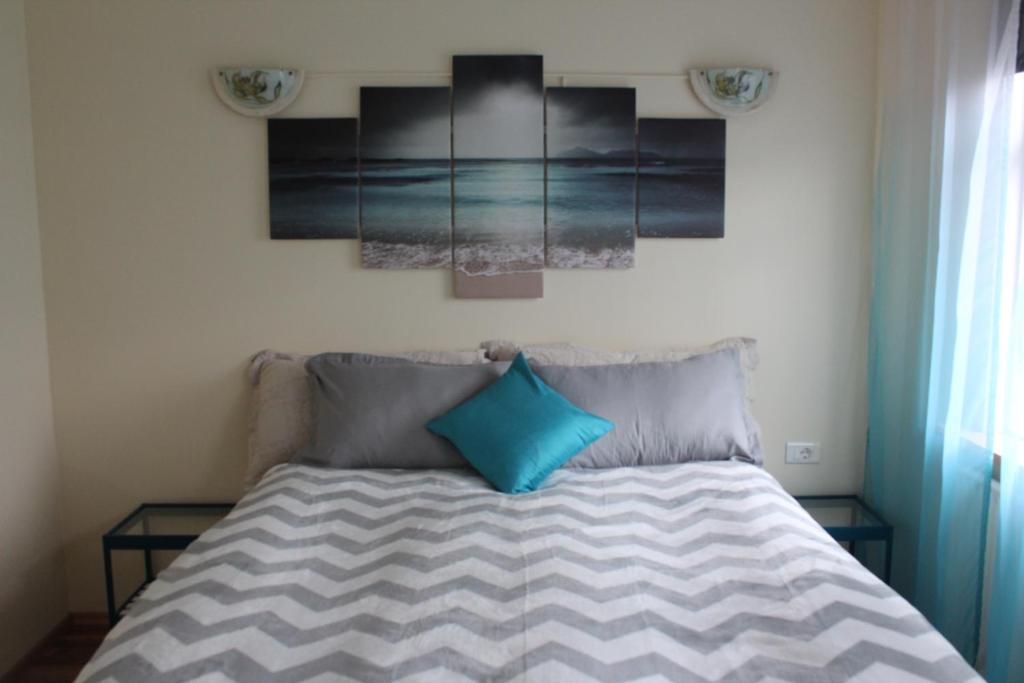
[305, 70, 691, 80]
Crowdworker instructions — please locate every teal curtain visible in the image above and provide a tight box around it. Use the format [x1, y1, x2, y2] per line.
[988, 458, 1024, 682]
[866, 0, 1018, 673]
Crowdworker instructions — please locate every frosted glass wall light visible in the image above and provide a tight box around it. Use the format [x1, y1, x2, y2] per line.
[690, 68, 776, 116]
[211, 67, 304, 117]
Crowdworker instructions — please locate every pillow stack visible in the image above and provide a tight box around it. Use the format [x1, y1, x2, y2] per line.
[533, 348, 761, 467]
[245, 348, 487, 488]
[294, 355, 507, 470]
[480, 337, 763, 462]
[245, 338, 763, 494]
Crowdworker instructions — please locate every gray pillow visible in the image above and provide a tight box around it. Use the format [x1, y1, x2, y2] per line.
[245, 352, 428, 489]
[533, 348, 763, 468]
[295, 354, 508, 469]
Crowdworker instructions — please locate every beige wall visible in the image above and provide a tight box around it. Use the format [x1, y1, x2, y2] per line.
[0, 0, 67, 672]
[24, 0, 878, 612]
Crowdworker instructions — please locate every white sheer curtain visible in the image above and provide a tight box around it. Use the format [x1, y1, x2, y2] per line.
[986, 56, 1024, 683]
[995, 75, 1024, 457]
[865, 1, 1020, 677]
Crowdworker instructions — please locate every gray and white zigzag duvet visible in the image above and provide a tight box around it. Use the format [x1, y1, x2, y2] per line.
[77, 462, 981, 682]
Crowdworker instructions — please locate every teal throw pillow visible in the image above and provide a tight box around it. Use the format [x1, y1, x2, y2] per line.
[427, 353, 614, 493]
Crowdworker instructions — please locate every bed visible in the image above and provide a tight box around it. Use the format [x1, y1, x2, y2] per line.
[76, 461, 981, 682]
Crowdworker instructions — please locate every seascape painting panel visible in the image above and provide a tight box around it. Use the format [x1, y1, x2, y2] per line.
[360, 87, 452, 268]
[637, 118, 726, 238]
[546, 87, 636, 268]
[452, 55, 544, 298]
[268, 118, 358, 239]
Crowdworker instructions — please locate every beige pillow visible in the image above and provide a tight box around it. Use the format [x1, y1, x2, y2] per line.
[245, 348, 488, 489]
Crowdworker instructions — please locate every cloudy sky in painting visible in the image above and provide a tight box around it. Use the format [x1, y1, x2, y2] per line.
[268, 118, 357, 162]
[453, 55, 543, 159]
[637, 118, 726, 160]
[546, 87, 636, 158]
[360, 87, 451, 160]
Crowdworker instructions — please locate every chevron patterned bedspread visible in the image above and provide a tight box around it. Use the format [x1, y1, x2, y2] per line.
[78, 462, 981, 683]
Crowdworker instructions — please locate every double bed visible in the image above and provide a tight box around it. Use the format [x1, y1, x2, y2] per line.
[77, 461, 980, 682]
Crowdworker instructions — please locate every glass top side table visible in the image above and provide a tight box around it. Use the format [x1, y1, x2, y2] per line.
[796, 495, 894, 584]
[103, 502, 234, 625]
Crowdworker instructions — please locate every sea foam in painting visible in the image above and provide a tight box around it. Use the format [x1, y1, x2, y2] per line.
[453, 159, 545, 276]
[360, 87, 452, 268]
[546, 87, 636, 268]
[452, 55, 545, 297]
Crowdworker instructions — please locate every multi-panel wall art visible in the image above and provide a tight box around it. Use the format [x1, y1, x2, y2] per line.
[264, 54, 728, 297]
[546, 87, 636, 269]
[268, 118, 358, 239]
[452, 55, 545, 298]
[359, 87, 452, 268]
[638, 118, 726, 238]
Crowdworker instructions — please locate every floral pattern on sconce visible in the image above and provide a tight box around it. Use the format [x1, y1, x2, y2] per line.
[210, 67, 305, 117]
[690, 68, 777, 116]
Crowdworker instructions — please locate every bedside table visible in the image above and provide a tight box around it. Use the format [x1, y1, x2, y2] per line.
[795, 495, 893, 584]
[103, 502, 234, 625]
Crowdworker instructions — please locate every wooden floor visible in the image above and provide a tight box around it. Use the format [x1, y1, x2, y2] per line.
[2, 615, 107, 683]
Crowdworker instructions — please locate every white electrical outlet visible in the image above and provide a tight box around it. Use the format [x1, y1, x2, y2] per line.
[786, 441, 821, 464]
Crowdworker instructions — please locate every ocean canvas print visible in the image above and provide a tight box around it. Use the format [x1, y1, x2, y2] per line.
[637, 118, 726, 238]
[546, 87, 636, 268]
[268, 118, 358, 239]
[360, 87, 452, 268]
[452, 55, 544, 298]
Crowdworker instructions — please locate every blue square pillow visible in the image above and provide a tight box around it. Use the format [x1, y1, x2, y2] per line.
[427, 353, 614, 494]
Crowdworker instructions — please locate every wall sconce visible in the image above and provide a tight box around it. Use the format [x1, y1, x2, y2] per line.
[210, 67, 305, 117]
[690, 68, 777, 116]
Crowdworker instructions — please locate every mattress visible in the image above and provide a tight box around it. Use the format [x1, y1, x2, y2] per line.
[77, 462, 981, 682]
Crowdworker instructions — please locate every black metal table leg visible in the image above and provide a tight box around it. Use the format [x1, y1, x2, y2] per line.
[142, 514, 153, 582]
[104, 541, 116, 626]
[884, 530, 893, 584]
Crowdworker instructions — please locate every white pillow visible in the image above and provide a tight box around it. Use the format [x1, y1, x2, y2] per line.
[245, 348, 488, 489]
